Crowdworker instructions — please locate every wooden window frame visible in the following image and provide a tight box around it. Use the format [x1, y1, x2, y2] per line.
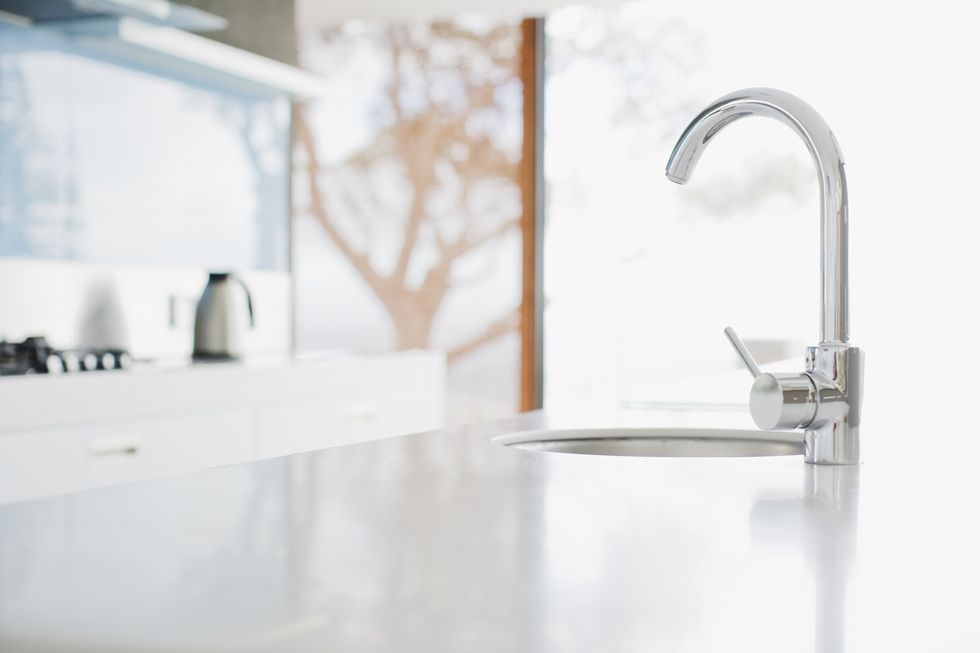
[520, 17, 544, 412]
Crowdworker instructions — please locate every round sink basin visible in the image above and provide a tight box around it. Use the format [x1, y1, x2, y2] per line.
[494, 428, 803, 458]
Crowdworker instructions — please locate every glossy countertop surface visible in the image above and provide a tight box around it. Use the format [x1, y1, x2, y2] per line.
[0, 407, 977, 652]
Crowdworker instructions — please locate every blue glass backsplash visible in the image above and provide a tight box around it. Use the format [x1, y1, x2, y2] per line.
[0, 22, 289, 270]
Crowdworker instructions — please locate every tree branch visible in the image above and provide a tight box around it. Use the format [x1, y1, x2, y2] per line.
[391, 125, 435, 286]
[294, 105, 388, 296]
[445, 216, 520, 260]
[447, 307, 520, 363]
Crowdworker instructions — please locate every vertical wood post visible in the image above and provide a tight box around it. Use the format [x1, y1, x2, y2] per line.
[519, 17, 544, 412]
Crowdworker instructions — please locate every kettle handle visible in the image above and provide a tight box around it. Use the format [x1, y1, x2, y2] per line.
[234, 276, 255, 328]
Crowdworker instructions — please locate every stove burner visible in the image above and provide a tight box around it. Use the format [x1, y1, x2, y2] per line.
[0, 337, 131, 376]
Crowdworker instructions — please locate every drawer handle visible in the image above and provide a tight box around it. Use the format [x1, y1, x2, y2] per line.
[88, 436, 142, 464]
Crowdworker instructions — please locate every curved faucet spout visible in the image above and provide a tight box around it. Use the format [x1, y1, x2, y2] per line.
[665, 88, 849, 345]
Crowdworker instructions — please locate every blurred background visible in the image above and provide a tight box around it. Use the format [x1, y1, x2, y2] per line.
[0, 0, 976, 440]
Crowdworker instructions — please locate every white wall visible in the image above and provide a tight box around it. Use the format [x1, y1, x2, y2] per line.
[297, 0, 607, 26]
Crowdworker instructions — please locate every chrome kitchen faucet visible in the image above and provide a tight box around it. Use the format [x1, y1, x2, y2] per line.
[665, 88, 863, 465]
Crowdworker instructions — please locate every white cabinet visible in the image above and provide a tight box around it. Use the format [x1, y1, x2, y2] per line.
[255, 387, 436, 457]
[255, 352, 445, 458]
[0, 410, 255, 505]
[0, 351, 445, 504]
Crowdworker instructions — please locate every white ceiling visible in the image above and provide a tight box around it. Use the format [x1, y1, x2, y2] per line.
[297, 0, 625, 27]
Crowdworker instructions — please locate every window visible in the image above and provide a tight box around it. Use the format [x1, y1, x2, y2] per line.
[293, 18, 532, 424]
[543, 3, 817, 412]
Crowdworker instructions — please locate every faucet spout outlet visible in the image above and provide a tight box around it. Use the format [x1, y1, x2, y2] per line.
[671, 89, 864, 465]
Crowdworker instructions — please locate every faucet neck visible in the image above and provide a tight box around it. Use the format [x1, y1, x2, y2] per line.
[665, 88, 849, 344]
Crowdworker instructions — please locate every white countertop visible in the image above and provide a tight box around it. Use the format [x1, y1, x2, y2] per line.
[0, 350, 423, 433]
[0, 403, 977, 652]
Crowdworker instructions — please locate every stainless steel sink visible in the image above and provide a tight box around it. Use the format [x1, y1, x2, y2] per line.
[494, 428, 803, 458]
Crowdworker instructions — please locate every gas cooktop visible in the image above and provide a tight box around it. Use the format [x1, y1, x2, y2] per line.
[0, 337, 131, 376]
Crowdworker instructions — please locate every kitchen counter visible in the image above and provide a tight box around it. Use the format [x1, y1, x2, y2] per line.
[0, 406, 977, 652]
[0, 350, 445, 504]
[0, 350, 432, 433]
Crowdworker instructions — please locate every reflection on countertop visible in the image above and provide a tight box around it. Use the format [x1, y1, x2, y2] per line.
[0, 407, 976, 652]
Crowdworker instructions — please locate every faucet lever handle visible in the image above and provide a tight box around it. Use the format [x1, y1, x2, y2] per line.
[724, 326, 761, 378]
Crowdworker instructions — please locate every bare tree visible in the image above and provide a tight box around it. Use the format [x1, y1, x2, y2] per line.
[295, 21, 523, 358]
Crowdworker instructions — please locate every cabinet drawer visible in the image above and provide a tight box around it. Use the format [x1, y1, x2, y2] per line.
[0, 410, 255, 505]
[256, 387, 443, 459]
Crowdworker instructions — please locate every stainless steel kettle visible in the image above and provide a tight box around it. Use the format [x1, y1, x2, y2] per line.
[192, 272, 255, 360]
